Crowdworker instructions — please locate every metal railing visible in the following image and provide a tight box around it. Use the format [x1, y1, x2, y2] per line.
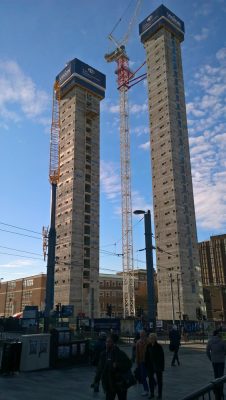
[180, 376, 226, 400]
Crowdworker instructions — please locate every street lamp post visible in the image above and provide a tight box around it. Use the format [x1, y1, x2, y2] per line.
[176, 274, 182, 326]
[169, 273, 175, 324]
[134, 209, 156, 329]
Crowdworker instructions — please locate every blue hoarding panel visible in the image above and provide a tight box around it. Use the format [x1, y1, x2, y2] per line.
[139, 4, 184, 36]
[56, 58, 106, 92]
[61, 305, 74, 317]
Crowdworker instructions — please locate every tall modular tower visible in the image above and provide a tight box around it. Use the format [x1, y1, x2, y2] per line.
[54, 59, 106, 318]
[139, 5, 205, 320]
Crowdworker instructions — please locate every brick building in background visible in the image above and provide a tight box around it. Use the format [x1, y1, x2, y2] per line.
[199, 234, 226, 321]
[0, 274, 46, 317]
[0, 269, 153, 318]
[99, 269, 153, 318]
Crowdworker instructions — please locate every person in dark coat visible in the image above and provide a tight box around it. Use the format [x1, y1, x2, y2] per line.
[91, 332, 107, 392]
[92, 332, 107, 366]
[169, 325, 181, 366]
[131, 332, 140, 363]
[206, 330, 226, 400]
[92, 334, 132, 400]
[145, 333, 165, 399]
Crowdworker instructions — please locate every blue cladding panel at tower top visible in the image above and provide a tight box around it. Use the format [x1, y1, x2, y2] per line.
[139, 4, 184, 36]
[56, 58, 106, 90]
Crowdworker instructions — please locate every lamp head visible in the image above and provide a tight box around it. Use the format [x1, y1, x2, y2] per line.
[133, 209, 145, 215]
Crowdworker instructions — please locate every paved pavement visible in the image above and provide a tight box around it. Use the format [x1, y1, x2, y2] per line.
[0, 343, 215, 400]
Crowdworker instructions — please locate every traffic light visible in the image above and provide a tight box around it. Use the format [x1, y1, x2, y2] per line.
[55, 303, 61, 316]
[106, 303, 112, 317]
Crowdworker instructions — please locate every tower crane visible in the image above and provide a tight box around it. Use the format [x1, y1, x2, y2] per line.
[105, 0, 142, 318]
[44, 80, 61, 322]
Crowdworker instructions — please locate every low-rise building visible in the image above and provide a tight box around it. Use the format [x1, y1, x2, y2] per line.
[0, 274, 46, 317]
[0, 269, 151, 318]
[199, 234, 226, 320]
[99, 269, 149, 318]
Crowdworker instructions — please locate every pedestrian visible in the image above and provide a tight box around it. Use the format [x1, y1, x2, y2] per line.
[91, 332, 107, 392]
[145, 333, 164, 400]
[136, 330, 149, 396]
[169, 325, 181, 366]
[91, 333, 132, 400]
[131, 332, 140, 363]
[92, 332, 107, 366]
[206, 329, 226, 399]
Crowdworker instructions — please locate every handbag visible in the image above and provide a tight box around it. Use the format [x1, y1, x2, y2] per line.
[121, 369, 136, 389]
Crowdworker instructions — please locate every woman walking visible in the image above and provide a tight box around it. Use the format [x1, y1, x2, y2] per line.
[136, 330, 149, 396]
[145, 333, 165, 399]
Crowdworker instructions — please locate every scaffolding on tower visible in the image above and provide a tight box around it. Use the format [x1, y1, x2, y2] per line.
[105, 0, 144, 318]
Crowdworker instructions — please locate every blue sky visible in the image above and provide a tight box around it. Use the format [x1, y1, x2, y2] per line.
[0, 0, 225, 282]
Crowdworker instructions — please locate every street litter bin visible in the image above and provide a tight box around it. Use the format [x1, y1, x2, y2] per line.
[1, 341, 22, 374]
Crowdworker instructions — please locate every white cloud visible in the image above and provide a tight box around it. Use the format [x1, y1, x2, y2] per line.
[193, 28, 209, 42]
[109, 104, 120, 114]
[130, 103, 148, 114]
[139, 141, 150, 150]
[216, 47, 226, 62]
[0, 259, 34, 268]
[100, 160, 121, 200]
[132, 190, 152, 214]
[102, 98, 148, 116]
[194, 3, 212, 17]
[187, 46, 226, 230]
[0, 60, 49, 126]
[132, 125, 149, 136]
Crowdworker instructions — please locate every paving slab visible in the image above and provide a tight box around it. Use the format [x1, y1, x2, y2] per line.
[0, 343, 215, 400]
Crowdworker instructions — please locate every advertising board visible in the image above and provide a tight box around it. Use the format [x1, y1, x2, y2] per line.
[139, 4, 184, 36]
[57, 58, 106, 90]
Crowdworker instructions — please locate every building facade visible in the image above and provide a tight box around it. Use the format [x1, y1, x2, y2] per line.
[0, 270, 150, 319]
[54, 59, 106, 318]
[199, 234, 226, 286]
[99, 270, 149, 318]
[0, 274, 46, 317]
[199, 235, 226, 320]
[139, 5, 205, 320]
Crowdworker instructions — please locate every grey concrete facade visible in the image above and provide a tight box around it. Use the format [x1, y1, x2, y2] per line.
[54, 59, 105, 318]
[139, 6, 205, 320]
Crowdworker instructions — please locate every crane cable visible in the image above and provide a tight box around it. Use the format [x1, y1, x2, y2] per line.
[109, 0, 135, 37]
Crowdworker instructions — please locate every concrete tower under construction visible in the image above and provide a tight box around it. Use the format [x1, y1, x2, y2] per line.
[139, 5, 205, 321]
[54, 59, 106, 318]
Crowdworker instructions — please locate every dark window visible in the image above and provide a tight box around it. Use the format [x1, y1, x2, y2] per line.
[84, 236, 90, 246]
[84, 259, 90, 268]
[84, 225, 90, 235]
[85, 194, 91, 203]
[85, 184, 91, 193]
[83, 270, 90, 279]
